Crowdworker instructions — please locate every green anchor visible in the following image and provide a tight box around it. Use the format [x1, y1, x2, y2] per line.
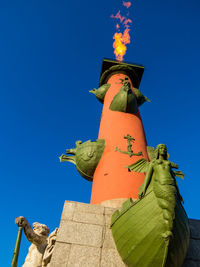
[116, 134, 143, 157]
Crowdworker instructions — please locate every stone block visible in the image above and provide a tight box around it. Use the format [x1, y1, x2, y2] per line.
[186, 239, 200, 261]
[49, 242, 71, 267]
[101, 248, 125, 267]
[100, 198, 132, 209]
[183, 260, 200, 267]
[61, 201, 75, 221]
[102, 227, 116, 249]
[189, 219, 200, 239]
[75, 202, 104, 215]
[73, 211, 104, 225]
[68, 244, 101, 267]
[105, 214, 112, 227]
[104, 207, 116, 215]
[57, 220, 103, 247]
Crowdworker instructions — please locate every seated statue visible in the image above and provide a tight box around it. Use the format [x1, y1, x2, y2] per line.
[15, 216, 58, 267]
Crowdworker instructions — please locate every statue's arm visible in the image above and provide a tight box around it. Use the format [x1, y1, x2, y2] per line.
[15, 217, 43, 246]
[139, 163, 153, 198]
[170, 161, 178, 169]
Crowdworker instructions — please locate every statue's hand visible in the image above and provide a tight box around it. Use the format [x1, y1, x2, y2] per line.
[15, 216, 28, 228]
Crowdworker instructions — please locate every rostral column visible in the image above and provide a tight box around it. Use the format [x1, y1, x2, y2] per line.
[90, 59, 149, 207]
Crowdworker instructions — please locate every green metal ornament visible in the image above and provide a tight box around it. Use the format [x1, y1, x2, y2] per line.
[89, 84, 111, 103]
[133, 87, 150, 107]
[60, 139, 105, 181]
[111, 144, 189, 267]
[109, 76, 150, 114]
[115, 134, 142, 157]
[110, 77, 138, 114]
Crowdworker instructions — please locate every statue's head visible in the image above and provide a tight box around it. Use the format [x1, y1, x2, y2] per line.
[33, 222, 49, 237]
[155, 144, 168, 159]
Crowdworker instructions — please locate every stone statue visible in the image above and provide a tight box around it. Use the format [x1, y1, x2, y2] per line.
[15, 216, 58, 267]
[128, 144, 184, 239]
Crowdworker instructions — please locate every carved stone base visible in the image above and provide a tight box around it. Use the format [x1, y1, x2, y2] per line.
[50, 201, 200, 267]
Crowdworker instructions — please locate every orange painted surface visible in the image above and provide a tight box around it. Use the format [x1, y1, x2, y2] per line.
[90, 73, 149, 204]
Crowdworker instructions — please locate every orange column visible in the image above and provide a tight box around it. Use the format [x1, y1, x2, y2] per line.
[90, 72, 149, 205]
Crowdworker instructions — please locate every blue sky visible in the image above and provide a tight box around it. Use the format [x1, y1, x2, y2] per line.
[1, 0, 200, 265]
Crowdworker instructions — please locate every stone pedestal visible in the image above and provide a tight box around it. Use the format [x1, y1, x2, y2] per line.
[50, 201, 124, 267]
[50, 201, 200, 267]
[183, 219, 200, 267]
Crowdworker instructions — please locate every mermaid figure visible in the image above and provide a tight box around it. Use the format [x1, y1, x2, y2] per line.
[128, 144, 184, 240]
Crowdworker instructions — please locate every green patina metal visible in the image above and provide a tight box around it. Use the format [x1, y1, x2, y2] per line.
[11, 227, 23, 267]
[109, 77, 138, 114]
[133, 87, 150, 106]
[60, 139, 105, 181]
[115, 134, 142, 157]
[109, 77, 150, 114]
[111, 193, 189, 267]
[111, 144, 189, 267]
[89, 84, 111, 103]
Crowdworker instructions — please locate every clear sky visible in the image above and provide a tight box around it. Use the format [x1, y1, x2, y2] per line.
[1, 0, 200, 265]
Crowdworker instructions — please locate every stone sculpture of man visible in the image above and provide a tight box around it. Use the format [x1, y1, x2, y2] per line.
[15, 216, 58, 267]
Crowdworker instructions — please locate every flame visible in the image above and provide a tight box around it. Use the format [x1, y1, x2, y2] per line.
[113, 28, 130, 61]
[123, 18, 132, 25]
[111, 10, 125, 23]
[111, 1, 132, 61]
[123, 1, 131, 8]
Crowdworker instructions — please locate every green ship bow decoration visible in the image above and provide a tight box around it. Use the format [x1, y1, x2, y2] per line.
[109, 77, 150, 114]
[89, 84, 111, 103]
[59, 139, 105, 181]
[111, 144, 189, 267]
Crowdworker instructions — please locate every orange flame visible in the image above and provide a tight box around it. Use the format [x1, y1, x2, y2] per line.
[111, 1, 132, 61]
[123, 1, 131, 8]
[113, 28, 130, 61]
[111, 10, 125, 23]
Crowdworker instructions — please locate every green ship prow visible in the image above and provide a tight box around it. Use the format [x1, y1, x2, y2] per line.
[111, 192, 190, 267]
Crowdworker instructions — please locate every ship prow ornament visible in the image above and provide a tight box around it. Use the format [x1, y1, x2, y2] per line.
[60, 139, 105, 181]
[111, 144, 189, 267]
[109, 76, 150, 114]
[89, 84, 111, 103]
